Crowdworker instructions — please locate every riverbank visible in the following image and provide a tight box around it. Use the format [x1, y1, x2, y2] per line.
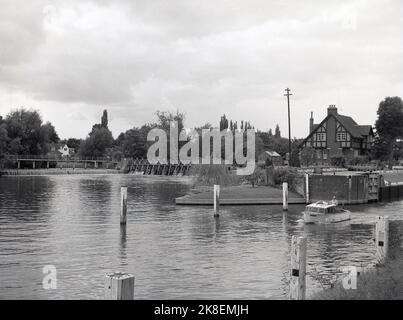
[175, 184, 305, 205]
[0, 168, 122, 176]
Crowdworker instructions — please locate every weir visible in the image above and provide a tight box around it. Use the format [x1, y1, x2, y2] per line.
[127, 158, 191, 176]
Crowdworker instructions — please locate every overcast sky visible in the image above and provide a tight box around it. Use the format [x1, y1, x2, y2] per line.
[0, 0, 402, 140]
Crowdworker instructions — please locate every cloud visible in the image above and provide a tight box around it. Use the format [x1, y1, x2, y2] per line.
[0, 0, 402, 139]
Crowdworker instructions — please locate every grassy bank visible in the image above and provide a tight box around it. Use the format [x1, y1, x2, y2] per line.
[310, 220, 403, 299]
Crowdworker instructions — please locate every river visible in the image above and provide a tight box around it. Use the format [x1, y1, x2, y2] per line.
[0, 174, 402, 299]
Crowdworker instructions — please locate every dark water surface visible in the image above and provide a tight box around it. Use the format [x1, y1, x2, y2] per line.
[0, 175, 402, 299]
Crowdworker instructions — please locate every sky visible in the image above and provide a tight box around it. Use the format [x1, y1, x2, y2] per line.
[0, 0, 402, 140]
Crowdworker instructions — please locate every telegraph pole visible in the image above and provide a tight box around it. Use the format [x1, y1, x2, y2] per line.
[284, 88, 292, 166]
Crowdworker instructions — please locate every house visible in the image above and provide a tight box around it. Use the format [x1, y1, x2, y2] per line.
[257, 150, 283, 167]
[299, 105, 374, 165]
[58, 144, 75, 157]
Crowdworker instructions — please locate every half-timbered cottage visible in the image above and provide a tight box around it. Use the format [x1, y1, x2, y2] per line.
[299, 105, 374, 164]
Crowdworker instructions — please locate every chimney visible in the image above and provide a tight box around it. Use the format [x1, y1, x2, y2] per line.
[309, 111, 314, 133]
[328, 104, 338, 116]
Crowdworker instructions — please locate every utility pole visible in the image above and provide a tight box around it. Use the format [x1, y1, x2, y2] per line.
[284, 88, 292, 166]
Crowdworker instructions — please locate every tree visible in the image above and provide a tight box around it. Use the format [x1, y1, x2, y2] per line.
[79, 127, 114, 158]
[275, 124, 281, 138]
[155, 109, 185, 162]
[116, 124, 154, 159]
[3, 108, 59, 155]
[299, 147, 316, 167]
[0, 123, 9, 159]
[80, 110, 113, 157]
[41, 122, 59, 144]
[290, 138, 303, 167]
[66, 138, 81, 150]
[375, 97, 403, 168]
[219, 114, 229, 131]
[101, 109, 108, 128]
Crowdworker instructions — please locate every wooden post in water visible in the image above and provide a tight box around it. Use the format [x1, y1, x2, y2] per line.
[375, 215, 389, 264]
[305, 174, 309, 203]
[283, 182, 289, 211]
[214, 184, 220, 217]
[120, 186, 128, 225]
[104, 272, 134, 300]
[290, 235, 307, 300]
[348, 175, 352, 204]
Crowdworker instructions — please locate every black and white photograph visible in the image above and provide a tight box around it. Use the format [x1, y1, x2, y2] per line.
[1, 0, 403, 311]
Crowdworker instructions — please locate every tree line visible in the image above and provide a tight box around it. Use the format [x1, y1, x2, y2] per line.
[1, 96, 403, 168]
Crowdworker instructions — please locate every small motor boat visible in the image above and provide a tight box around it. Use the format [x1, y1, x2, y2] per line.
[302, 199, 351, 224]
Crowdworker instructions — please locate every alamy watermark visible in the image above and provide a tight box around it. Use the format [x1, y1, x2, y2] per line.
[341, 266, 357, 290]
[147, 121, 255, 175]
[42, 265, 57, 290]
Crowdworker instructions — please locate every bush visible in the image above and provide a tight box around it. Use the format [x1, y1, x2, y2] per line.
[266, 166, 304, 194]
[346, 155, 370, 166]
[189, 164, 240, 186]
[243, 167, 267, 187]
[330, 156, 346, 167]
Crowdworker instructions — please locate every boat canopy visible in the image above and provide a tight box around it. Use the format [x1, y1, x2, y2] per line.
[306, 200, 337, 209]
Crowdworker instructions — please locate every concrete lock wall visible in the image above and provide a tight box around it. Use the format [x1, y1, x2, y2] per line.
[307, 174, 368, 204]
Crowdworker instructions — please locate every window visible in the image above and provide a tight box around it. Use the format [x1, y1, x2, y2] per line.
[323, 149, 328, 160]
[316, 133, 326, 141]
[337, 132, 347, 141]
[316, 149, 322, 159]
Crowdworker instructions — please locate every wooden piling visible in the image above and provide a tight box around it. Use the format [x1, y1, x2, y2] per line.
[120, 186, 128, 225]
[375, 215, 389, 264]
[305, 174, 309, 203]
[283, 182, 288, 211]
[290, 235, 307, 300]
[104, 272, 134, 300]
[214, 184, 220, 217]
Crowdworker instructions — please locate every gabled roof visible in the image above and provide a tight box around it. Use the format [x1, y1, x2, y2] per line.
[356, 125, 372, 136]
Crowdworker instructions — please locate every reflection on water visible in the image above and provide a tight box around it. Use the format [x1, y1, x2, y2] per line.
[0, 175, 403, 299]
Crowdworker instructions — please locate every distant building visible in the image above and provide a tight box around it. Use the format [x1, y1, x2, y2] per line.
[299, 105, 374, 165]
[258, 150, 283, 167]
[58, 144, 75, 157]
[46, 143, 75, 158]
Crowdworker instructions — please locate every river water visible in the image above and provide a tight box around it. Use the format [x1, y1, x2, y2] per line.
[0, 174, 402, 300]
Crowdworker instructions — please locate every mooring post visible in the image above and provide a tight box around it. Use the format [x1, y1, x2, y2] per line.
[104, 272, 134, 300]
[375, 215, 389, 264]
[214, 184, 220, 217]
[120, 186, 128, 225]
[348, 175, 352, 204]
[305, 173, 309, 203]
[290, 235, 307, 300]
[283, 182, 289, 211]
